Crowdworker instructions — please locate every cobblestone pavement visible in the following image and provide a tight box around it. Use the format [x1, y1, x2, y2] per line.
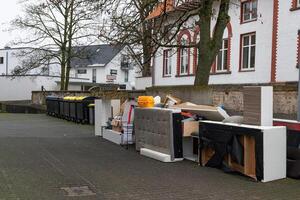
[0, 114, 299, 200]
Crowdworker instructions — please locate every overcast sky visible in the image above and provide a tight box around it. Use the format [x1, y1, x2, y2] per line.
[0, 0, 22, 48]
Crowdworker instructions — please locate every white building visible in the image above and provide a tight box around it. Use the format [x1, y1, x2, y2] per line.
[0, 47, 90, 101]
[0, 44, 139, 101]
[0, 47, 61, 76]
[69, 44, 138, 90]
[148, 0, 300, 86]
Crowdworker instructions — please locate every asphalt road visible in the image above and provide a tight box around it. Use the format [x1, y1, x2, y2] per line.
[0, 114, 299, 200]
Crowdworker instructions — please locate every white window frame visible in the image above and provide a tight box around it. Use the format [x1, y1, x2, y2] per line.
[163, 49, 172, 76]
[180, 48, 189, 75]
[92, 68, 97, 83]
[216, 39, 229, 73]
[241, 33, 256, 71]
[179, 38, 189, 75]
[242, 0, 258, 23]
[298, 0, 300, 7]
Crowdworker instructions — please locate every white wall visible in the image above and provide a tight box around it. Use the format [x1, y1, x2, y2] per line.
[0, 76, 59, 101]
[154, 0, 274, 86]
[135, 77, 152, 90]
[0, 48, 61, 76]
[276, 0, 300, 82]
[0, 76, 89, 101]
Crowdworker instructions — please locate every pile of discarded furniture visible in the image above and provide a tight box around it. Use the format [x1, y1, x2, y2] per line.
[45, 85, 300, 182]
[94, 98, 136, 146]
[46, 96, 96, 124]
[127, 86, 288, 182]
[92, 86, 291, 182]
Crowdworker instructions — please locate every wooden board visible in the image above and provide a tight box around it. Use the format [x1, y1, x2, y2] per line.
[200, 135, 257, 180]
[243, 87, 261, 126]
[228, 135, 256, 180]
[171, 103, 229, 121]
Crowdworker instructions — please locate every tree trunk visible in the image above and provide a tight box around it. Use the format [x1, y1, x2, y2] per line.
[194, 0, 230, 86]
[65, 63, 71, 91]
[141, 8, 153, 77]
[142, 44, 152, 77]
[64, 0, 74, 91]
[60, 50, 66, 90]
[60, 0, 69, 91]
[60, 64, 65, 90]
[194, 46, 215, 86]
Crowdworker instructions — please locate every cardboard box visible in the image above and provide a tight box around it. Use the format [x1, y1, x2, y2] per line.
[182, 120, 199, 137]
[112, 126, 122, 133]
[111, 119, 122, 127]
[111, 119, 122, 133]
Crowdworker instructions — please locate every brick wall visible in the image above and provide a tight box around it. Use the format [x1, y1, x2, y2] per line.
[147, 83, 299, 119]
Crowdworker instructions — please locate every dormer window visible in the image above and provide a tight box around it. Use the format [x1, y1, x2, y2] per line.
[241, 0, 258, 23]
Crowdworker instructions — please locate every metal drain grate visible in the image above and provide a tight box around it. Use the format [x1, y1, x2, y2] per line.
[61, 186, 96, 197]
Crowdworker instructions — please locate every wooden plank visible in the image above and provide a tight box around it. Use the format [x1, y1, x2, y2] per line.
[244, 135, 256, 179]
[201, 148, 215, 166]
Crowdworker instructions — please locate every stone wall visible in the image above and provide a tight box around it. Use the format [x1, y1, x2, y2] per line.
[32, 82, 299, 119]
[146, 86, 213, 105]
[32, 91, 91, 105]
[147, 83, 299, 119]
[32, 89, 146, 105]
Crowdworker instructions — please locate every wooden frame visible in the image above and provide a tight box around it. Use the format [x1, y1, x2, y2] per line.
[201, 135, 256, 180]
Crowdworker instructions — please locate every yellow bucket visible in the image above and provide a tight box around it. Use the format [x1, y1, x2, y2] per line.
[138, 96, 155, 108]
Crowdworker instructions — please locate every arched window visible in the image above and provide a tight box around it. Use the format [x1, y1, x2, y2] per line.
[177, 30, 191, 76]
[180, 38, 189, 75]
[212, 23, 232, 73]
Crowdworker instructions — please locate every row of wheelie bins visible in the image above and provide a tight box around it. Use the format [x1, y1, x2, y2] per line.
[46, 96, 96, 124]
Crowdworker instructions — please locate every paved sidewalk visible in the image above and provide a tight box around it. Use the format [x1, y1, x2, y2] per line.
[0, 114, 299, 200]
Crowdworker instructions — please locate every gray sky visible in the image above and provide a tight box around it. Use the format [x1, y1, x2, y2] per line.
[0, 0, 21, 48]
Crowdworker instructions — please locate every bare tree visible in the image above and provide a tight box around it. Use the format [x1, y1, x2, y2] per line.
[101, 0, 234, 86]
[99, 0, 160, 77]
[10, 0, 103, 90]
[150, 0, 234, 86]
